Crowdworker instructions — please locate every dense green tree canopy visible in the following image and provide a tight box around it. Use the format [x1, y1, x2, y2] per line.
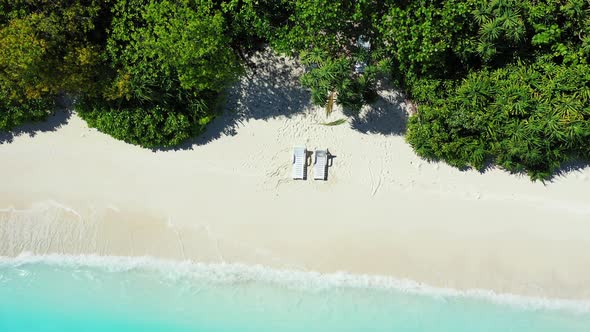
[0, 15, 53, 130]
[397, 0, 590, 180]
[106, 0, 240, 99]
[0, 0, 107, 130]
[265, 0, 388, 113]
[407, 62, 590, 180]
[1, 0, 589, 179]
[378, 0, 479, 88]
[77, 0, 240, 148]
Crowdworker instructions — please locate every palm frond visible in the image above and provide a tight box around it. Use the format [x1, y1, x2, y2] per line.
[321, 118, 347, 126]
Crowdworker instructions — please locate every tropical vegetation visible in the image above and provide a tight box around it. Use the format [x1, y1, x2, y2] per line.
[1, 0, 588, 179]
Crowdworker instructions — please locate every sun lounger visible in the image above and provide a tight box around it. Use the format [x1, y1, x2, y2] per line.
[292, 146, 307, 179]
[314, 149, 328, 180]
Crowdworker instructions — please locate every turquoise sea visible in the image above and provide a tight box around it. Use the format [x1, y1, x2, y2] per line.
[0, 255, 588, 332]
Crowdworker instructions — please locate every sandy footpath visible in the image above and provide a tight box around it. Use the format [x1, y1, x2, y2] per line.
[1, 50, 590, 300]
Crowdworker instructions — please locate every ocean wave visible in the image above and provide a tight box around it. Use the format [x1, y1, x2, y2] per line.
[0, 252, 589, 314]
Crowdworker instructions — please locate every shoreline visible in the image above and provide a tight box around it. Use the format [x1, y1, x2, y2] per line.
[2, 252, 590, 314]
[1, 51, 590, 301]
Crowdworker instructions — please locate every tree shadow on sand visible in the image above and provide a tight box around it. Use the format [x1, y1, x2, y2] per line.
[348, 89, 409, 136]
[419, 144, 590, 182]
[546, 159, 590, 182]
[0, 108, 72, 145]
[164, 51, 312, 151]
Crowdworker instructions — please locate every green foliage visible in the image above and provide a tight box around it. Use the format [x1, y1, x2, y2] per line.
[0, 14, 48, 103]
[107, 0, 239, 96]
[0, 0, 108, 94]
[77, 0, 240, 148]
[0, 96, 55, 131]
[2, 0, 589, 179]
[300, 51, 350, 105]
[106, 0, 240, 99]
[268, 0, 387, 112]
[378, 0, 479, 89]
[0, 0, 107, 130]
[218, 0, 288, 56]
[407, 62, 590, 180]
[77, 97, 212, 148]
[473, 0, 526, 62]
[392, 0, 590, 180]
[299, 50, 378, 113]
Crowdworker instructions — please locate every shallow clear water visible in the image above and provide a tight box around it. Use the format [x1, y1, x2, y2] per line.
[0, 256, 588, 332]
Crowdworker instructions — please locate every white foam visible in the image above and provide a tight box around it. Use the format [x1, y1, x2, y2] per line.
[37, 200, 83, 219]
[1, 253, 589, 314]
[0, 200, 83, 219]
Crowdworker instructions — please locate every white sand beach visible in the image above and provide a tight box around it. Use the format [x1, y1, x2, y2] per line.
[1, 50, 590, 300]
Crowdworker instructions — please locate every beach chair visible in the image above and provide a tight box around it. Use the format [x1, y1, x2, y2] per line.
[314, 149, 328, 180]
[292, 146, 307, 179]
